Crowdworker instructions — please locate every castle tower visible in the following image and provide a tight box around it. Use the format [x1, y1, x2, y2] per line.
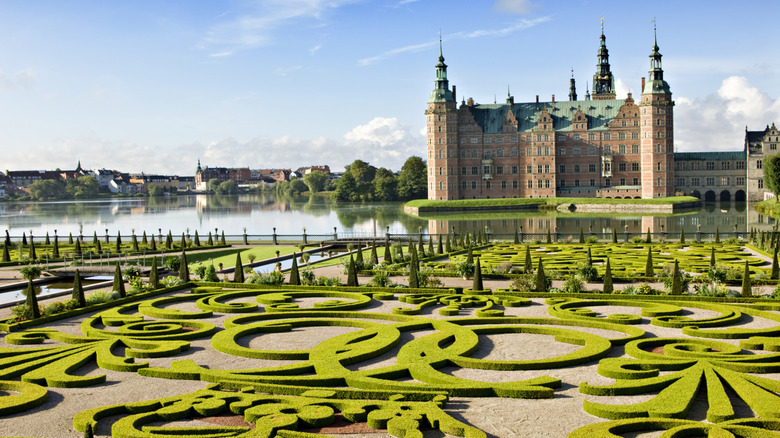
[591, 28, 615, 100]
[568, 71, 577, 101]
[425, 38, 458, 200]
[640, 26, 675, 198]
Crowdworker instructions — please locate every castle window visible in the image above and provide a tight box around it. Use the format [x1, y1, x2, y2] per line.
[460, 138, 466, 145]
[544, 146, 550, 155]
[773, 144, 778, 150]
[526, 147, 532, 156]
[513, 180, 518, 189]
[633, 121, 639, 127]
[438, 126, 442, 132]
[511, 147, 518, 157]
[758, 179, 764, 189]
[460, 150, 466, 158]
[706, 161, 715, 170]
[544, 134, 550, 141]
[461, 181, 467, 189]
[512, 165, 518, 174]
[438, 150, 443, 158]
[485, 137, 492, 144]
[560, 179, 566, 187]
[470, 137, 478, 144]
[633, 177, 639, 185]
[471, 149, 478, 158]
[559, 164, 566, 173]
[589, 163, 596, 173]
[657, 162, 662, 171]
[620, 177, 626, 185]
[605, 177, 611, 186]
[736, 176, 745, 185]
[545, 179, 551, 188]
[621, 120, 627, 127]
[657, 144, 663, 153]
[577, 116, 582, 121]
[527, 180, 533, 189]
[573, 147, 581, 156]
[619, 132, 626, 140]
[677, 177, 686, 186]
[736, 161, 745, 170]
[537, 146, 543, 155]
[657, 177, 662, 186]
[574, 164, 581, 173]
[471, 166, 479, 175]
[439, 182, 443, 190]
[632, 144, 639, 154]
[632, 162, 640, 171]
[574, 179, 580, 187]
[438, 138, 443, 144]
[461, 166, 466, 175]
[573, 134, 580, 140]
[496, 166, 504, 174]
[588, 133, 596, 141]
[536, 135, 542, 142]
[438, 115, 441, 121]
[604, 145, 611, 154]
[537, 164, 543, 173]
[484, 149, 492, 158]
[691, 177, 699, 186]
[588, 146, 596, 155]
[501, 181, 507, 189]
[618, 162, 626, 172]
[510, 137, 518, 142]
[619, 144, 626, 154]
[472, 181, 477, 189]
[721, 161, 730, 170]
[559, 147, 566, 155]
[496, 137, 504, 144]
[544, 164, 550, 173]
[537, 179, 543, 188]
[438, 167, 443, 175]
[604, 133, 611, 140]
[527, 165, 532, 173]
[589, 178, 595, 186]
[486, 181, 491, 189]
[757, 160, 763, 169]
[496, 148, 504, 157]
[721, 177, 730, 186]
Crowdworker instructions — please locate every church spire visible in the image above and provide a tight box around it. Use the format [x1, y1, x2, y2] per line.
[428, 33, 455, 103]
[196, 159, 202, 173]
[643, 20, 671, 95]
[592, 18, 615, 100]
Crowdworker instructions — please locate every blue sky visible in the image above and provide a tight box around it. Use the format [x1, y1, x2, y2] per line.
[1, 0, 779, 175]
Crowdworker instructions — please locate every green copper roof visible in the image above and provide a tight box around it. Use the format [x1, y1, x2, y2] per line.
[674, 151, 745, 161]
[468, 99, 628, 134]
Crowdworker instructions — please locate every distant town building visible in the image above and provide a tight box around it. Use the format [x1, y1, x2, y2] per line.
[90, 169, 116, 189]
[5, 170, 62, 189]
[194, 160, 251, 190]
[59, 161, 89, 180]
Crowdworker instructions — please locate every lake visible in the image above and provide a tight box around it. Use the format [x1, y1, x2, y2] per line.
[0, 194, 773, 239]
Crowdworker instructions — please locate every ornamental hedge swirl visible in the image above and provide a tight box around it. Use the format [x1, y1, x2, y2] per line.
[0, 277, 778, 437]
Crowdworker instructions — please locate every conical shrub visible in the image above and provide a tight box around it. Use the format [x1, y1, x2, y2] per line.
[346, 255, 358, 287]
[25, 279, 40, 319]
[466, 245, 474, 265]
[142, 231, 148, 245]
[28, 240, 36, 261]
[370, 243, 379, 265]
[436, 235, 443, 254]
[645, 247, 654, 277]
[772, 247, 779, 280]
[74, 239, 82, 257]
[514, 228, 520, 244]
[207, 232, 214, 246]
[180, 233, 186, 249]
[221, 231, 226, 245]
[166, 231, 172, 249]
[645, 228, 651, 243]
[603, 257, 613, 294]
[194, 231, 200, 246]
[179, 251, 189, 281]
[680, 229, 685, 244]
[534, 258, 547, 292]
[149, 257, 159, 290]
[289, 255, 300, 285]
[72, 269, 85, 307]
[384, 240, 393, 264]
[612, 228, 617, 243]
[671, 260, 682, 295]
[709, 247, 716, 271]
[472, 257, 483, 291]
[233, 251, 244, 283]
[445, 235, 452, 253]
[132, 234, 139, 252]
[113, 263, 126, 298]
[408, 250, 419, 289]
[741, 260, 752, 297]
[524, 245, 532, 274]
[355, 242, 364, 265]
[52, 236, 59, 258]
[45, 232, 50, 245]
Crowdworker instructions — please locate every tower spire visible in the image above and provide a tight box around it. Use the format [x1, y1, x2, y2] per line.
[569, 68, 577, 101]
[428, 32, 454, 103]
[592, 19, 615, 100]
[644, 19, 669, 94]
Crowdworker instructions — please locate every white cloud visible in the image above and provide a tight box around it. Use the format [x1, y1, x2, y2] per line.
[615, 78, 631, 99]
[309, 44, 322, 55]
[0, 69, 37, 90]
[358, 16, 550, 66]
[2, 117, 423, 175]
[200, 0, 359, 55]
[208, 51, 233, 58]
[675, 76, 780, 152]
[493, 0, 539, 14]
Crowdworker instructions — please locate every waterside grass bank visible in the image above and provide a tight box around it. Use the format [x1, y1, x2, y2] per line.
[405, 196, 701, 216]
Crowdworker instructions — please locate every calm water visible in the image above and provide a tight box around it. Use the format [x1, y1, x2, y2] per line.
[0, 194, 773, 238]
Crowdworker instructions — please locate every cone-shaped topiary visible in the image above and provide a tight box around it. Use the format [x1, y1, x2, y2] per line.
[646, 228, 651, 243]
[534, 258, 547, 292]
[445, 235, 452, 253]
[52, 235, 59, 258]
[68, 233, 73, 245]
[179, 251, 189, 281]
[427, 235, 433, 255]
[546, 229, 552, 244]
[221, 231, 226, 245]
[132, 234, 139, 252]
[233, 251, 244, 283]
[4, 230, 9, 246]
[418, 234, 425, 256]
[355, 242, 364, 265]
[397, 242, 404, 260]
[149, 256, 159, 290]
[22, 233, 27, 245]
[466, 245, 474, 265]
[370, 242, 379, 265]
[772, 247, 779, 280]
[2, 241, 9, 262]
[436, 235, 443, 254]
[603, 257, 613, 294]
[645, 247, 654, 277]
[384, 240, 393, 264]
[72, 269, 85, 307]
[73, 239, 82, 257]
[709, 247, 716, 271]
[45, 232, 50, 245]
[28, 240, 36, 261]
[408, 249, 419, 289]
[25, 279, 40, 319]
[194, 231, 200, 246]
[346, 255, 358, 287]
[671, 260, 682, 295]
[166, 231, 172, 249]
[149, 237, 156, 251]
[113, 263, 126, 298]
[586, 247, 593, 266]
[524, 245, 532, 274]
[472, 257, 483, 291]
[142, 231, 148, 245]
[180, 233, 186, 249]
[715, 228, 720, 244]
[579, 228, 585, 243]
[680, 228, 685, 244]
[207, 232, 214, 246]
[741, 260, 752, 297]
[514, 228, 520, 244]
[612, 228, 617, 243]
[93, 232, 98, 246]
[116, 233, 122, 254]
[289, 255, 300, 285]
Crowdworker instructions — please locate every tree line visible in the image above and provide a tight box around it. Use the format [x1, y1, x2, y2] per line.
[331, 156, 427, 202]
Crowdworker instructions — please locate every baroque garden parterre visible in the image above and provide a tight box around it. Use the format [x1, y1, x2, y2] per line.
[1, 237, 780, 437]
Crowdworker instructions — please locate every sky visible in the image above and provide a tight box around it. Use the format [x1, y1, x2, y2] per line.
[1, 0, 779, 175]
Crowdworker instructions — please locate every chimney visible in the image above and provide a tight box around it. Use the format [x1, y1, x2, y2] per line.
[452, 85, 456, 103]
[641, 77, 646, 92]
[552, 94, 555, 103]
[535, 95, 539, 110]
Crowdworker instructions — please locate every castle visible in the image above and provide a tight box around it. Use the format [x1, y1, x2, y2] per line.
[425, 28, 778, 203]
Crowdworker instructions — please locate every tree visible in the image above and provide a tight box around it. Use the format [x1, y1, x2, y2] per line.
[233, 251, 244, 283]
[373, 168, 398, 201]
[207, 178, 221, 192]
[331, 171, 358, 202]
[603, 257, 613, 294]
[28, 179, 67, 200]
[384, 240, 393, 263]
[302, 170, 330, 194]
[72, 269, 85, 307]
[28, 239, 36, 261]
[289, 255, 300, 285]
[579, 228, 585, 243]
[148, 185, 165, 197]
[52, 235, 59, 258]
[397, 156, 427, 200]
[408, 249, 419, 289]
[645, 248, 654, 277]
[680, 228, 685, 244]
[194, 231, 200, 246]
[709, 247, 716, 270]
[74, 239, 82, 257]
[763, 154, 780, 202]
[524, 245, 532, 274]
[646, 228, 652, 243]
[113, 263, 126, 298]
[671, 260, 682, 295]
[216, 180, 238, 195]
[612, 228, 617, 243]
[149, 257, 159, 289]
[24, 279, 40, 319]
[466, 245, 474, 264]
[65, 175, 99, 199]
[472, 257, 483, 291]
[772, 247, 779, 280]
